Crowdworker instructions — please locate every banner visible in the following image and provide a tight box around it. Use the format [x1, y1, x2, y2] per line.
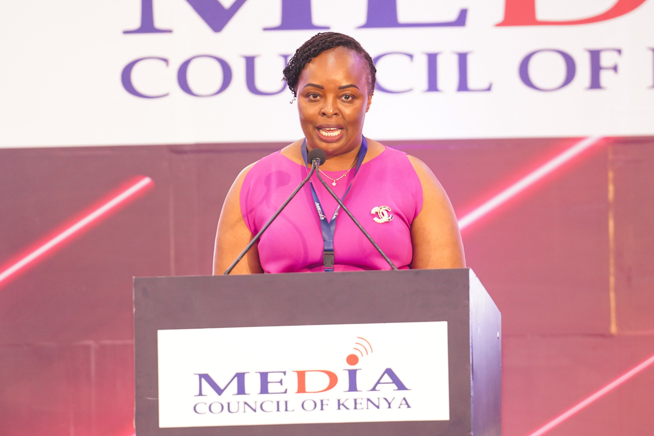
[1, 0, 653, 148]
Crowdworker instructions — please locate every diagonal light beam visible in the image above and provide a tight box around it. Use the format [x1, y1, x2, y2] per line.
[458, 136, 603, 231]
[527, 352, 654, 436]
[0, 176, 154, 287]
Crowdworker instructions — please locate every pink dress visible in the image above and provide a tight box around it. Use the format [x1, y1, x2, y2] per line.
[240, 146, 423, 273]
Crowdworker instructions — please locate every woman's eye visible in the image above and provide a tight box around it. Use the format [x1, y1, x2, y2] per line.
[307, 93, 320, 100]
[342, 94, 355, 101]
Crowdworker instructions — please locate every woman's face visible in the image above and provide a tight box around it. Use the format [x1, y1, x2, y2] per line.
[296, 47, 373, 158]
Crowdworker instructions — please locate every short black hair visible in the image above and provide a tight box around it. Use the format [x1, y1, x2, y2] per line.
[283, 32, 376, 98]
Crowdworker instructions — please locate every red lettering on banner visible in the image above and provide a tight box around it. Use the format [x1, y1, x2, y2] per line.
[497, 0, 647, 26]
[294, 370, 338, 394]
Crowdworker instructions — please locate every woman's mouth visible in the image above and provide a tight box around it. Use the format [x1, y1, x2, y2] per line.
[318, 127, 343, 139]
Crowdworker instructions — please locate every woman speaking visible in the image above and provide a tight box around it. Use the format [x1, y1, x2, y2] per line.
[213, 32, 464, 274]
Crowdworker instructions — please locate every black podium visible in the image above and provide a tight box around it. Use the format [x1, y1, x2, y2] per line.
[134, 268, 501, 435]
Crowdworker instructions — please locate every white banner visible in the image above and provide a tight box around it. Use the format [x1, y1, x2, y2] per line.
[1, 0, 653, 148]
[157, 321, 449, 428]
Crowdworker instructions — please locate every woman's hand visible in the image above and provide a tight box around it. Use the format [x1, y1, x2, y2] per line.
[408, 156, 466, 269]
[213, 164, 264, 275]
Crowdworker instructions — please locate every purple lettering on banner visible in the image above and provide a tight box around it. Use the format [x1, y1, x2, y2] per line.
[359, 0, 466, 28]
[425, 53, 442, 92]
[372, 52, 414, 93]
[121, 57, 169, 99]
[367, 398, 381, 409]
[208, 402, 224, 413]
[456, 52, 492, 92]
[257, 371, 288, 394]
[195, 373, 248, 396]
[587, 49, 622, 90]
[244, 55, 290, 96]
[345, 369, 361, 392]
[185, 0, 247, 32]
[123, 0, 172, 34]
[369, 368, 410, 391]
[264, 0, 329, 31]
[178, 55, 233, 97]
[519, 49, 576, 91]
[301, 399, 317, 411]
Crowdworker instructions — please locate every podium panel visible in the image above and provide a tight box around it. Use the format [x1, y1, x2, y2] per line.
[134, 268, 501, 435]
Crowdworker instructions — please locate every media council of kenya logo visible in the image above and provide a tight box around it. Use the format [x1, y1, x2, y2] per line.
[192, 337, 413, 416]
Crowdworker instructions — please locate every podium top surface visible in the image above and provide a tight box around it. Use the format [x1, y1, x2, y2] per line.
[134, 268, 492, 330]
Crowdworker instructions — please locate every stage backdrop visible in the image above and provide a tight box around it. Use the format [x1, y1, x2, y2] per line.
[1, 2, 654, 436]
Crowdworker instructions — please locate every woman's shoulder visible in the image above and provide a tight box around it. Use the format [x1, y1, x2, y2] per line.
[365, 139, 415, 169]
[367, 140, 444, 197]
[368, 139, 432, 177]
[279, 139, 305, 166]
[243, 144, 302, 178]
[363, 138, 388, 163]
[253, 148, 292, 168]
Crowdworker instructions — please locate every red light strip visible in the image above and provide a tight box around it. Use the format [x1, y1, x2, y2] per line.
[458, 136, 603, 231]
[0, 176, 154, 287]
[527, 353, 654, 436]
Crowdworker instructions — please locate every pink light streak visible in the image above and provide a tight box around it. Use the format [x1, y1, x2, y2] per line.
[458, 136, 603, 231]
[527, 352, 654, 436]
[0, 176, 154, 287]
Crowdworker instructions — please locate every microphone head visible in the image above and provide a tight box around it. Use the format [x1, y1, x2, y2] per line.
[307, 148, 327, 166]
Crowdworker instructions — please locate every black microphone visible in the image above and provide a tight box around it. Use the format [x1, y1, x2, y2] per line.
[223, 148, 326, 274]
[314, 168, 398, 271]
[308, 148, 327, 167]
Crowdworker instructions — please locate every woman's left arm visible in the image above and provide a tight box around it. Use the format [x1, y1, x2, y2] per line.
[407, 155, 466, 269]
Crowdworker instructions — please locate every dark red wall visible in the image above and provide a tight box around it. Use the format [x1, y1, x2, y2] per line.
[0, 136, 652, 435]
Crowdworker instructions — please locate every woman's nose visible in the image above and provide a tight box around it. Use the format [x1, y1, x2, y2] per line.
[320, 98, 339, 117]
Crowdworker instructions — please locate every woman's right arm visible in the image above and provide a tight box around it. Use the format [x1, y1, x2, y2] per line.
[212, 164, 264, 275]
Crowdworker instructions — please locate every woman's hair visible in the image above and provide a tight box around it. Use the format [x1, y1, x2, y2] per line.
[283, 32, 376, 98]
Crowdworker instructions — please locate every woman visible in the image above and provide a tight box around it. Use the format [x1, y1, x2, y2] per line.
[213, 32, 464, 274]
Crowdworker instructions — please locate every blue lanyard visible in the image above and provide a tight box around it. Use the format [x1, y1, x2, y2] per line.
[301, 137, 368, 272]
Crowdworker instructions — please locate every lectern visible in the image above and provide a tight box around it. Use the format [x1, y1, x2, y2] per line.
[134, 268, 501, 435]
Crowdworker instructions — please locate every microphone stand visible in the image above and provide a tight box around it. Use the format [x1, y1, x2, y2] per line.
[223, 158, 321, 275]
[315, 172, 398, 271]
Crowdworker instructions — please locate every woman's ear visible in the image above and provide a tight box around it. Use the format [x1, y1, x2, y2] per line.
[366, 92, 373, 113]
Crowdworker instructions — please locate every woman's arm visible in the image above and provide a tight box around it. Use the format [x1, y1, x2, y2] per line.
[408, 156, 466, 269]
[212, 164, 264, 275]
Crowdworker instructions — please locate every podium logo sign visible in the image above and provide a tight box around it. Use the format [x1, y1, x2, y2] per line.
[157, 321, 449, 428]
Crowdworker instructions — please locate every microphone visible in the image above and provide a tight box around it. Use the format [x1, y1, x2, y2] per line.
[314, 168, 398, 271]
[308, 148, 327, 167]
[223, 148, 326, 274]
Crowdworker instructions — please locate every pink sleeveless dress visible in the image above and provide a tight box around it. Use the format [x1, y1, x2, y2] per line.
[240, 146, 423, 273]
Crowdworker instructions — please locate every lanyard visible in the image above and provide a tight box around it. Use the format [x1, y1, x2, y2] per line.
[301, 137, 368, 272]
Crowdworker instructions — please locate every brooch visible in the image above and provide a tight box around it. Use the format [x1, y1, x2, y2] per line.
[371, 206, 393, 224]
